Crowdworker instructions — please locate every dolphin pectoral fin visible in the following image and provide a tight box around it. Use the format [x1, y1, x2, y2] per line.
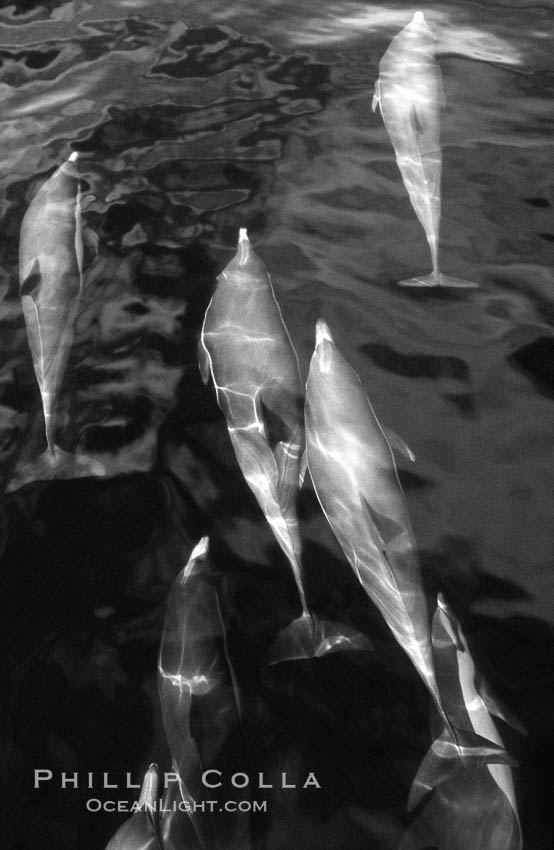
[408, 726, 517, 811]
[383, 427, 415, 462]
[371, 78, 381, 113]
[6, 446, 105, 492]
[197, 337, 212, 384]
[264, 611, 373, 666]
[476, 675, 526, 736]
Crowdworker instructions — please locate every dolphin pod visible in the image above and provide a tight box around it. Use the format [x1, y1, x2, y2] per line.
[400, 593, 522, 849]
[199, 229, 368, 663]
[304, 319, 514, 808]
[104, 764, 163, 850]
[157, 537, 250, 850]
[372, 12, 477, 288]
[7, 152, 104, 491]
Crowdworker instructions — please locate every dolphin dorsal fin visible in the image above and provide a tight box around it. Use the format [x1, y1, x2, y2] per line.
[19, 259, 42, 300]
[299, 449, 308, 488]
[372, 78, 381, 114]
[197, 336, 212, 385]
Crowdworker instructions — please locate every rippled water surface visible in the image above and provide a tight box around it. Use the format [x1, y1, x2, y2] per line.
[1, 2, 552, 849]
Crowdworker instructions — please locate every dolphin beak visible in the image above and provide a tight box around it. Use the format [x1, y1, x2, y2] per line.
[410, 11, 436, 39]
[315, 318, 333, 347]
[314, 319, 334, 374]
[237, 227, 251, 266]
[138, 764, 159, 807]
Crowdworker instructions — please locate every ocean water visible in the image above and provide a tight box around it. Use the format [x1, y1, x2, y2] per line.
[0, 1, 552, 849]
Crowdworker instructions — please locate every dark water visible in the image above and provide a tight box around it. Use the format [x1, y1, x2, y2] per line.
[0, 1, 552, 849]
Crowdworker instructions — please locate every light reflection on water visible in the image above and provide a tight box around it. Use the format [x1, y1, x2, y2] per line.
[0, 2, 552, 849]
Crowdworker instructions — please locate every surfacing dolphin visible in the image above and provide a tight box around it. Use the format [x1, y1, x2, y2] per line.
[305, 320, 512, 805]
[158, 537, 250, 850]
[199, 229, 368, 663]
[7, 152, 104, 491]
[372, 12, 477, 288]
[400, 594, 522, 848]
[104, 763, 162, 850]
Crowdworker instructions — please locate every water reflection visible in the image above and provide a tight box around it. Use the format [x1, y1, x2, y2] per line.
[0, 1, 552, 848]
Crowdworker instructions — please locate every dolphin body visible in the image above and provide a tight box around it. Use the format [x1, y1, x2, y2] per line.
[372, 12, 477, 288]
[199, 230, 367, 663]
[7, 152, 104, 491]
[400, 594, 522, 848]
[104, 764, 162, 850]
[304, 320, 512, 805]
[158, 537, 250, 850]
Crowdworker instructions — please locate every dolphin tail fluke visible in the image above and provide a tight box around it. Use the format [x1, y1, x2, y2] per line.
[6, 446, 105, 492]
[407, 725, 517, 811]
[264, 610, 373, 665]
[398, 272, 478, 288]
[437, 274, 479, 289]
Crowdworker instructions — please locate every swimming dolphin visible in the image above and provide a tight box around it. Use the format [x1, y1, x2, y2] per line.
[305, 319, 511, 803]
[7, 152, 104, 491]
[104, 763, 162, 850]
[372, 12, 477, 288]
[158, 537, 250, 850]
[399, 594, 522, 848]
[199, 229, 367, 663]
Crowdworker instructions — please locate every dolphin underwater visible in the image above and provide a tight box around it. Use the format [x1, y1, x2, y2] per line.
[7, 152, 104, 491]
[304, 319, 512, 804]
[372, 12, 477, 288]
[158, 537, 250, 850]
[104, 763, 162, 850]
[199, 229, 367, 663]
[400, 594, 522, 848]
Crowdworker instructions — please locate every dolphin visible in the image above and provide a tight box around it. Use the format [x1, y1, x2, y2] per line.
[372, 12, 477, 288]
[199, 229, 368, 663]
[305, 319, 512, 804]
[158, 537, 250, 850]
[104, 763, 162, 850]
[400, 594, 522, 848]
[7, 152, 104, 491]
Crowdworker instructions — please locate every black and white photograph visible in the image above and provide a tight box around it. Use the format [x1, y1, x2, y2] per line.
[0, 1, 552, 848]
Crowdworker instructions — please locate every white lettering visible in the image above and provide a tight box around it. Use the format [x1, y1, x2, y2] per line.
[61, 772, 78, 789]
[34, 770, 53, 788]
[281, 772, 295, 789]
[202, 770, 222, 789]
[303, 772, 321, 789]
[231, 773, 249, 789]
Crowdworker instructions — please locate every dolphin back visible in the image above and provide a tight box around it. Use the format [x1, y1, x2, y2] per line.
[158, 538, 250, 850]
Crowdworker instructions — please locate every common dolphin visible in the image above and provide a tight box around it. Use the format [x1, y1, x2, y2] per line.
[158, 537, 250, 850]
[305, 319, 511, 804]
[400, 594, 522, 848]
[7, 152, 104, 491]
[199, 229, 367, 663]
[372, 12, 477, 288]
[104, 764, 162, 850]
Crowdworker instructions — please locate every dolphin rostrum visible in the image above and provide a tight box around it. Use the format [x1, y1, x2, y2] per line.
[104, 763, 162, 850]
[158, 537, 250, 850]
[305, 319, 512, 804]
[199, 229, 368, 663]
[372, 12, 477, 288]
[400, 594, 522, 848]
[7, 152, 104, 491]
